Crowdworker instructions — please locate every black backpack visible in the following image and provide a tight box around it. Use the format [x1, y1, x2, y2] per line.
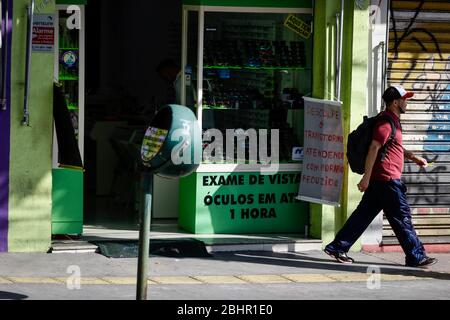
[346, 113, 396, 175]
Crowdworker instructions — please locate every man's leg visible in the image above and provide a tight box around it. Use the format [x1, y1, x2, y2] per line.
[382, 180, 426, 266]
[325, 182, 383, 253]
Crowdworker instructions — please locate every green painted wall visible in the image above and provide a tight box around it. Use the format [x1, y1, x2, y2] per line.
[8, 0, 56, 252]
[310, 0, 369, 250]
[179, 172, 197, 233]
[310, 0, 342, 245]
[342, 0, 370, 252]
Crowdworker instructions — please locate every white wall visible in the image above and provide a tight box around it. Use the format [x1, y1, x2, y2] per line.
[367, 0, 389, 116]
[362, 0, 389, 246]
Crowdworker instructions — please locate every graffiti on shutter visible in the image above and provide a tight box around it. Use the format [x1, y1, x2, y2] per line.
[386, 0, 450, 238]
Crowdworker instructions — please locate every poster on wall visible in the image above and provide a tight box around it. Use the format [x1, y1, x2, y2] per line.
[32, 14, 55, 52]
[284, 14, 311, 39]
[297, 97, 344, 207]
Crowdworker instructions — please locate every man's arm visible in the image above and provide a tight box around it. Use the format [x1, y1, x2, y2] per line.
[357, 140, 382, 192]
[404, 148, 428, 167]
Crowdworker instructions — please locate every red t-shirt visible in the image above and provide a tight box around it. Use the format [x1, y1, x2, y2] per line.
[371, 110, 404, 181]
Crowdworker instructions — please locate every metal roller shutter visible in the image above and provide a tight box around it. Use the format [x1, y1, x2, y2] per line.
[385, 0, 450, 242]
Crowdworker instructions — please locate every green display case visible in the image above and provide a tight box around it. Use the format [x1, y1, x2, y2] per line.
[180, 171, 309, 234]
[52, 167, 83, 235]
[52, 3, 85, 235]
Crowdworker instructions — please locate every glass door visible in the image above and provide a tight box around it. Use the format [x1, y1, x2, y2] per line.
[53, 5, 85, 167]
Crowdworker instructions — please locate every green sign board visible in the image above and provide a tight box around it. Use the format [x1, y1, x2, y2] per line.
[56, 0, 87, 4]
[179, 171, 308, 234]
[183, 0, 312, 8]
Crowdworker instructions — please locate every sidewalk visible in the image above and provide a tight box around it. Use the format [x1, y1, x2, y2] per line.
[0, 249, 449, 300]
[1, 249, 449, 277]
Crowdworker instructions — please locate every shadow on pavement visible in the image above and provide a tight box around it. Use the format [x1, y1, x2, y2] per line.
[209, 251, 450, 281]
[0, 291, 28, 300]
[91, 239, 211, 258]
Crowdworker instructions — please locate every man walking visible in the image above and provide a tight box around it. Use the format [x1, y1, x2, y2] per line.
[324, 85, 438, 268]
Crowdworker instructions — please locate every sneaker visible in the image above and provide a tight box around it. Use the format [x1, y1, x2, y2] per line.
[324, 248, 355, 264]
[406, 257, 438, 268]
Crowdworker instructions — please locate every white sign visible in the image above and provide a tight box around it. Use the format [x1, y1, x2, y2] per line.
[32, 14, 55, 52]
[297, 97, 344, 207]
[292, 147, 303, 161]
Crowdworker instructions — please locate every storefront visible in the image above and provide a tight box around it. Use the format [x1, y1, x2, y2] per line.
[177, 0, 313, 234]
[76, 0, 363, 245]
[1, 0, 380, 252]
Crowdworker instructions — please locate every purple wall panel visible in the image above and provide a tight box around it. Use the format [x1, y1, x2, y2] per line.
[0, 0, 13, 252]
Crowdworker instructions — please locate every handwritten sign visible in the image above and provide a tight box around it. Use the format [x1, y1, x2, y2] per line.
[297, 97, 344, 206]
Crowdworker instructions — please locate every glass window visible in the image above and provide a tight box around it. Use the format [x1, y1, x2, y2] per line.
[58, 9, 80, 140]
[186, 10, 312, 164]
[184, 10, 199, 110]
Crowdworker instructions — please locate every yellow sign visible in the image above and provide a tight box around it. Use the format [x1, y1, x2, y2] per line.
[284, 15, 311, 39]
[141, 127, 169, 164]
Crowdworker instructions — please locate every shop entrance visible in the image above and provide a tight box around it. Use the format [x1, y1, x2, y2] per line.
[83, 0, 183, 231]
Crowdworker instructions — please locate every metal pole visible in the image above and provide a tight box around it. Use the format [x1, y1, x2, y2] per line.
[336, 0, 344, 101]
[136, 171, 153, 300]
[335, 13, 340, 98]
[197, 8, 204, 128]
[22, 0, 34, 126]
[181, 7, 188, 106]
[383, 0, 391, 93]
[380, 41, 386, 107]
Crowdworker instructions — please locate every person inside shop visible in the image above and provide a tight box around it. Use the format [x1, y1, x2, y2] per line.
[156, 59, 196, 110]
[324, 85, 438, 268]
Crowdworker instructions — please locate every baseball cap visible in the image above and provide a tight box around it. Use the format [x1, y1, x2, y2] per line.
[382, 85, 414, 103]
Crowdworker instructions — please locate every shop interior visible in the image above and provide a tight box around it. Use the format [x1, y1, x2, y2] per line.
[75, 0, 311, 232]
[82, 0, 183, 230]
